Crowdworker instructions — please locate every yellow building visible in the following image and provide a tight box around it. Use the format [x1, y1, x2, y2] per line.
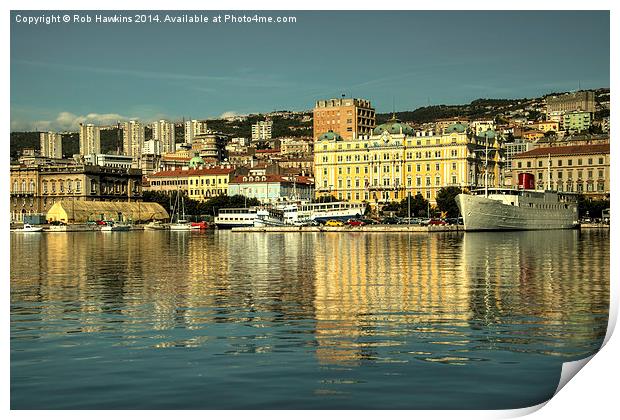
[146, 164, 246, 201]
[530, 121, 559, 133]
[313, 117, 504, 206]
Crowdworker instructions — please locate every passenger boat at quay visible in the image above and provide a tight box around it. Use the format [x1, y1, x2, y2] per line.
[214, 201, 366, 228]
[456, 173, 579, 231]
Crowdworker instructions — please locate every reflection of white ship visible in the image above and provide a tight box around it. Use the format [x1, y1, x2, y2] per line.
[456, 187, 579, 231]
[214, 201, 366, 228]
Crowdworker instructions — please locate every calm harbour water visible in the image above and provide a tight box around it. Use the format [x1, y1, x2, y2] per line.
[10, 229, 609, 409]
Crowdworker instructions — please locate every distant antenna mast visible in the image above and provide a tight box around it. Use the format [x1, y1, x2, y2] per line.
[116, 121, 121, 155]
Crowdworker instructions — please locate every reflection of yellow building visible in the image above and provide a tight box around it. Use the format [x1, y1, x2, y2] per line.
[312, 233, 472, 365]
[314, 119, 503, 206]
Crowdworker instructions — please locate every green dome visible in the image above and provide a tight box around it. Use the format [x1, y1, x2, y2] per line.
[373, 115, 415, 136]
[444, 122, 467, 134]
[477, 128, 496, 139]
[318, 130, 343, 141]
[188, 152, 205, 168]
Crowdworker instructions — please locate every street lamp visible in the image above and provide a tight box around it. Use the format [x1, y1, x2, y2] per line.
[408, 191, 411, 225]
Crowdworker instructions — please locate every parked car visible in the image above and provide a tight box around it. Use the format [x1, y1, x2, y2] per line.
[428, 218, 448, 226]
[325, 219, 345, 227]
[347, 219, 366, 227]
[398, 217, 425, 225]
[444, 217, 463, 225]
[359, 218, 377, 225]
[381, 217, 400, 225]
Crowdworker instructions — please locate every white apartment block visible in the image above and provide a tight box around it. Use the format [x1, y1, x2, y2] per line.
[123, 120, 145, 158]
[470, 120, 496, 136]
[184, 119, 208, 143]
[79, 123, 101, 156]
[153, 120, 176, 154]
[143, 139, 162, 155]
[252, 120, 273, 141]
[40, 132, 63, 159]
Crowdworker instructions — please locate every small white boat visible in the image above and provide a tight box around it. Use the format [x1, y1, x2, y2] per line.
[21, 223, 44, 233]
[101, 222, 131, 232]
[144, 221, 167, 230]
[169, 220, 191, 231]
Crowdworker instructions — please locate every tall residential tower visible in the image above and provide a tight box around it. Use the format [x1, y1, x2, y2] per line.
[40, 132, 63, 159]
[153, 120, 176, 153]
[79, 123, 101, 156]
[123, 120, 145, 158]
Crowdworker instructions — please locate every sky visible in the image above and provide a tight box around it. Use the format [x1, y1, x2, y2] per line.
[10, 10, 610, 131]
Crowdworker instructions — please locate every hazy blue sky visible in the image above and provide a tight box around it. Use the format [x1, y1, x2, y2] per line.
[11, 10, 609, 131]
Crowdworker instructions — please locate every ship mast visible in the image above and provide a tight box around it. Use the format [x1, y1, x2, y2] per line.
[547, 153, 551, 191]
[484, 132, 489, 198]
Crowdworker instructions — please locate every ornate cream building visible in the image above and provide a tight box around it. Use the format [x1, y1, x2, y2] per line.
[313, 117, 504, 206]
[10, 163, 143, 222]
[510, 143, 609, 199]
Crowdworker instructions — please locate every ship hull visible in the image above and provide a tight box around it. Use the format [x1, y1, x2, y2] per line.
[456, 194, 579, 231]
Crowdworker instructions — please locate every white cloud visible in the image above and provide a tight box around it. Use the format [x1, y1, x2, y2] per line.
[11, 112, 133, 132]
[219, 111, 238, 119]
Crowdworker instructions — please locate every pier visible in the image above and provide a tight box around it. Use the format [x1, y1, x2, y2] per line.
[231, 225, 463, 233]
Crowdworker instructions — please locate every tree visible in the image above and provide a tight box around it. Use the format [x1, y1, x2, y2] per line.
[435, 186, 463, 218]
[381, 193, 429, 217]
[576, 194, 610, 219]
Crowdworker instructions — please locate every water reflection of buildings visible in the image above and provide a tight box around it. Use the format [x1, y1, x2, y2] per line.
[312, 233, 471, 365]
[11, 229, 608, 362]
[310, 230, 609, 365]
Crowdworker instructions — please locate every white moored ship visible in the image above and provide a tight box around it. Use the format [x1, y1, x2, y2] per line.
[456, 173, 579, 231]
[214, 201, 366, 228]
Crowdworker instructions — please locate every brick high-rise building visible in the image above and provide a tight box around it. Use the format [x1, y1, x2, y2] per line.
[313, 97, 375, 140]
